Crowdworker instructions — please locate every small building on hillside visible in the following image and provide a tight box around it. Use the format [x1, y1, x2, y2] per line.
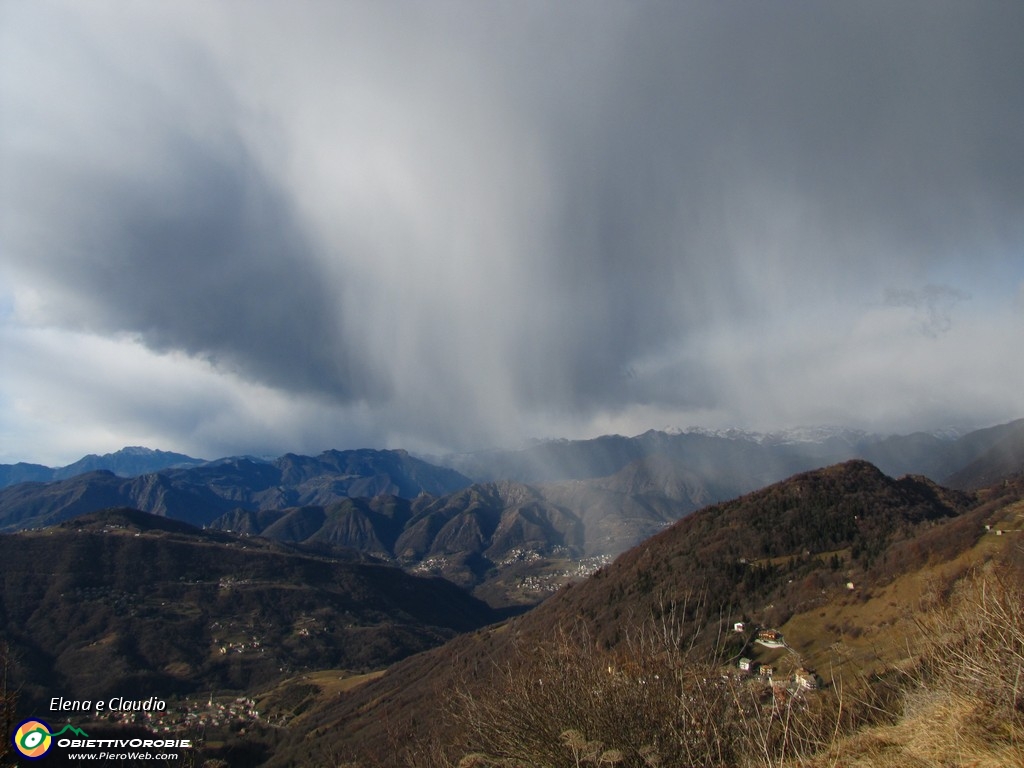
[756, 629, 784, 647]
[733, 622, 746, 633]
[738, 657, 757, 672]
[794, 668, 818, 690]
[758, 665, 774, 679]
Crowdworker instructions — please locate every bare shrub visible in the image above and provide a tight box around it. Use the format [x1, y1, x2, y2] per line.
[450, 630, 731, 767]
[729, 676, 853, 768]
[914, 561, 1024, 729]
[446, 592, 856, 768]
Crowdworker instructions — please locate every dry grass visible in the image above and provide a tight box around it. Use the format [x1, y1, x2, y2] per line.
[793, 555, 1024, 768]
[303, 669, 386, 695]
[801, 691, 1024, 768]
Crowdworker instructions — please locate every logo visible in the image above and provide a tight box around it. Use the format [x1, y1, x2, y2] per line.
[12, 720, 89, 759]
[12, 718, 53, 759]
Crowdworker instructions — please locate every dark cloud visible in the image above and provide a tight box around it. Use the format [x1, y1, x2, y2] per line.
[1, 23, 382, 402]
[1, 1, 1023, 461]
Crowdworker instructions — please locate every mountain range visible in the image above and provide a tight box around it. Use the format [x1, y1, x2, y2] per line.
[1, 421, 1022, 607]
[440, 420, 1024, 486]
[0, 449, 472, 530]
[6, 419, 1023, 495]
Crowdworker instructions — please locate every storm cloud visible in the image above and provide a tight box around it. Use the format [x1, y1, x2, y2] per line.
[2, 1, 1023, 463]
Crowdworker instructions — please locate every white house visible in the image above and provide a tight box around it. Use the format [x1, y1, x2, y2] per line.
[794, 668, 818, 690]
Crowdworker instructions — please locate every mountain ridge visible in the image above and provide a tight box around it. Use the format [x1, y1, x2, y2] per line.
[440, 419, 1024, 485]
[3, 422, 1022, 608]
[0, 446, 207, 489]
[0, 449, 473, 531]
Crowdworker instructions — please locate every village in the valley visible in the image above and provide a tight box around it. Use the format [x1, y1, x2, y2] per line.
[71, 693, 265, 737]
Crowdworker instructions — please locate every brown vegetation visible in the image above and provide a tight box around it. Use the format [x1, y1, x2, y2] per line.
[387, 546, 1023, 768]
[797, 551, 1024, 767]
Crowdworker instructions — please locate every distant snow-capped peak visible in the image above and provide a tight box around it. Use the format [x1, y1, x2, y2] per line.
[675, 425, 879, 446]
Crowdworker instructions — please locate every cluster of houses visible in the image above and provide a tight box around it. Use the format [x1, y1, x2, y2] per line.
[216, 637, 265, 655]
[737, 656, 818, 690]
[409, 555, 451, 575]
[733, 623, 819, 691]
[217, 576, 252, 590]
[517, 555, 613, 594]
[178, 695, 261, 732]
[85, 696, 262, 734]
[209, 618, 266, 656]
[498, 547, 544, 566]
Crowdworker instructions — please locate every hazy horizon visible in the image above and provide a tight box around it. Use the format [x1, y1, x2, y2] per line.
[7, 417, 1022, 471]
[3, 2, 1023, 466]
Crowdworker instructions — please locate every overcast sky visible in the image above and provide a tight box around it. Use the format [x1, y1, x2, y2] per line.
[2, 1, 1023, 465]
